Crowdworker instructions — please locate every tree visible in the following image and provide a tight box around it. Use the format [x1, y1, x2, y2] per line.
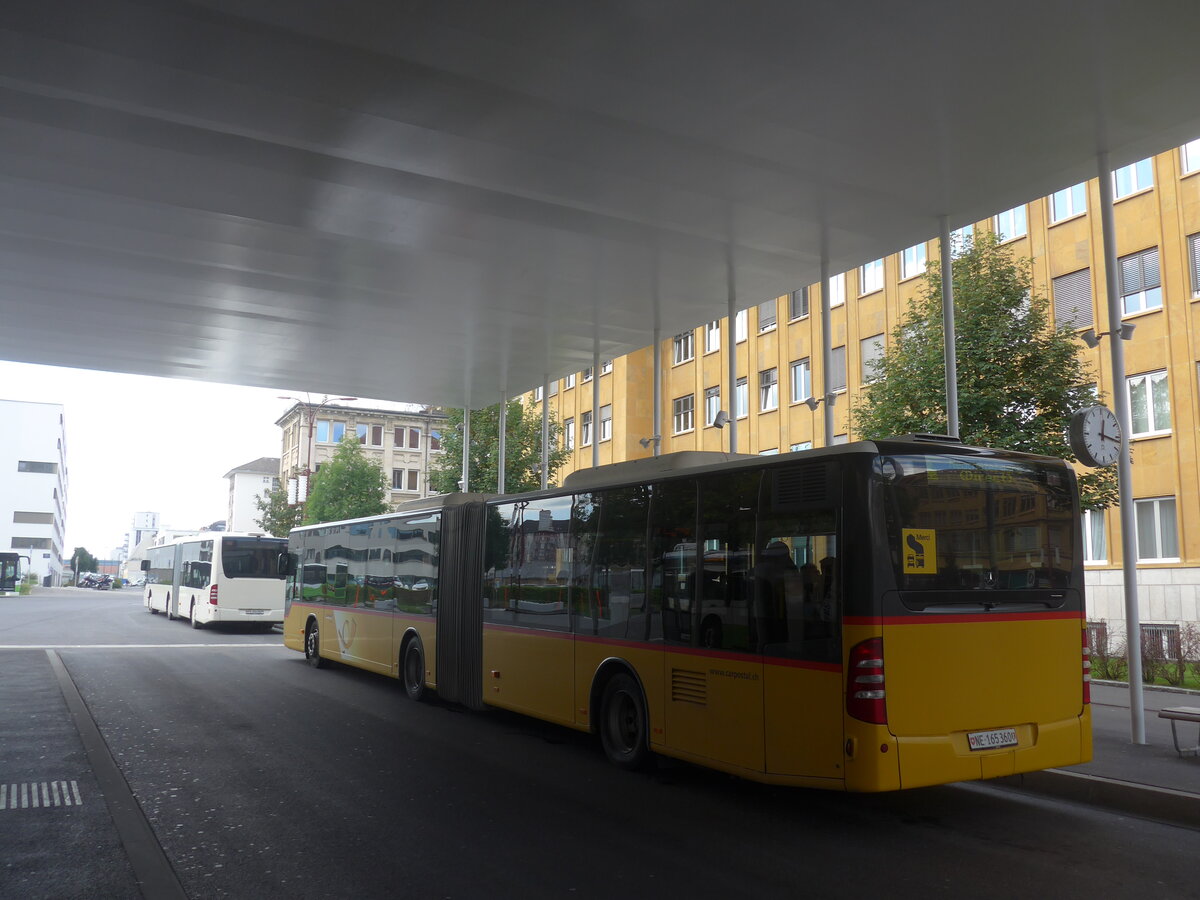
[428, 399, 570, 494]
[851, 231, 1118, 510]
[71, 547, 98, 575]
[302, 435, 390, 525]
[254, 483, 302, 537]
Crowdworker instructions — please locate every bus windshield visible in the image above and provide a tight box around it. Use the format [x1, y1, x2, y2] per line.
[221, 537, 287, 579]
[875, 453, 1076, 598]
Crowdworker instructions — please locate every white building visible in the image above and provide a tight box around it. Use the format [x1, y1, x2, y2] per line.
[224, 457, 280, 532]
[0, 399, 68, 585]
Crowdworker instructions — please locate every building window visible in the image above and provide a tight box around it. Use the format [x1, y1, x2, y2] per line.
[564, 373, 576, 389]
[672, 332, 695, 364]
[672, 395, 694, 434]
[790, 441, 812, 452]
[1127, 370, 1171, 436]
[534, 386, 543, 401]
[949, 224, 973, 257]
[830, 346, 847, 392]
[704, 320, 721, 353]
[1050, 183, 1087, 222]
[994, 206, 1027, 241]
[1119, 247, 1162, 316]
[704, 386, 720, 426]
[582, 367, 594, 382]
[429, 430, 442, 452]
[735, 377, 748, 418]
[1113, 158, 1153, 199]
[599, 404, 612, 442]
[1182, 139, 1200, 175]
[356, 424, 368, 444]
[901, 244, 926, 279]
[1189, 233, 1200, 298]
[601, 359, 613, 375]
[789, 288, 809, 320]
[564, 418, 574, 450]
[1051, 269, 1094, 330]
[16, 460, 58, 474]
[758, 299, 777, 332]
[316, 419, 330, 443]
[370, 425, 384, 446]
[408, 428, 421, 449]
[826, 273, 845, 307]
[1135, 497, 1178, 561]
[1082, 508, 1106, 564]
[859, 259, 884, 295]
[759, 368, 778, 411]
[860, 334, 885, 383]
[1142, 624, 1182, 662]
[581, 411, 593, 446]
[790, 358, 812, 404]
[735, 309, 748, 342]
[392, 469, 419, 492]
[831, 434, 848, 445]
[759, 448, 779, 456]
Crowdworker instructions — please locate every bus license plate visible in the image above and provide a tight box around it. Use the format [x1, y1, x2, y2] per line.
[967, 728, 1018, 751]
[244, 609, 266, 615]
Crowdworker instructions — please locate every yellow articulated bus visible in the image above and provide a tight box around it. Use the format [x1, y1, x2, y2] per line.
[282, 435, 1091, 791]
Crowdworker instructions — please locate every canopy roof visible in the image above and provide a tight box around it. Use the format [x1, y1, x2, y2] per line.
[2, 0, 1199, 406]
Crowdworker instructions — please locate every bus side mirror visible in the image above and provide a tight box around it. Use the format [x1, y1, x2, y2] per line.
[278, 552, 295, 576]
[140, 559, 150, 571]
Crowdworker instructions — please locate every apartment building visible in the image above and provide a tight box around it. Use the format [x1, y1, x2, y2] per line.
[1, 399, 68, 585]
[275, 401, 448, 507]
[531, 139, 1200, 648]
[224, 457, 281, 532]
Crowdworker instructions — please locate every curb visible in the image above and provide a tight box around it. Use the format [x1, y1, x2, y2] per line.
[993, 768, 1200, 830]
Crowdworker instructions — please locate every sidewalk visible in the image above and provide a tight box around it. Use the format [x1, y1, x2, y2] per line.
[995, 681, 1200, 828]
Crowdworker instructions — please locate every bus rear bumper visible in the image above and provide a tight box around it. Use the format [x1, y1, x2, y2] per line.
[894, 713, 1090, 790]
[210, 607, 284, 624]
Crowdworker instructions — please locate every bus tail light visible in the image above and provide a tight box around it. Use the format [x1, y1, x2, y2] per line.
[1082, 628, 1091, 705]
[209, 585, 218, 606]
[847, 637, 887, 724]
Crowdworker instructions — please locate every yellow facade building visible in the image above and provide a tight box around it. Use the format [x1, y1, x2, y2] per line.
[531, 139, 1200, 652]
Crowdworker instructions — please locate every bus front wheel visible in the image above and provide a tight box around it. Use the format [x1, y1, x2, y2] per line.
[599, 672, 650, 771]
[402, 638, 426, 701]
[305, 620, 325, 668]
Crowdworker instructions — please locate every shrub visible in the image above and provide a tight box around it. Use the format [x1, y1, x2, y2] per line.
[1093, 636, 1128, 681]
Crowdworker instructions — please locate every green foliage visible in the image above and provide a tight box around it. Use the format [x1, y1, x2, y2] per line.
[254, 482, 303, 537]
[851, 231, 1118, 510]
[302, 436, 390, 525]
[71, 547, 98, 574]
[428, 399, 570, 494]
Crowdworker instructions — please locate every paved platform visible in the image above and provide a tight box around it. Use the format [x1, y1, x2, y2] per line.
[995, 681, 1200, 829]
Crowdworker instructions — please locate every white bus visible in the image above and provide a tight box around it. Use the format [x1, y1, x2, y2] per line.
[141, 533, 287, 629]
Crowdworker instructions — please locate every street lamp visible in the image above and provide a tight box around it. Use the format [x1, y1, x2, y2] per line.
[276, 393, 357, 504]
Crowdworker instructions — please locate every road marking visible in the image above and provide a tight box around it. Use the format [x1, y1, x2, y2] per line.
[0, 780, 82, 811]
[0, 643, 285, 650]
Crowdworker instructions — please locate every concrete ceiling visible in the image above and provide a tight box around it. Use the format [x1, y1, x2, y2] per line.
[2, 0, 1199, 407]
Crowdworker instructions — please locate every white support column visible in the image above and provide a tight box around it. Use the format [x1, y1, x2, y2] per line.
[592, 345, 601, 468]
[497, 393, 507, 494]
[652, 325, 662, 457]
[1098, 150, 1145, 744]
[820, 258, 834, 446]
[940, 215, 960, 438]
[460, 405, 470, 493]
[540, 374, 550, 490]
[727, 288, 738, 453]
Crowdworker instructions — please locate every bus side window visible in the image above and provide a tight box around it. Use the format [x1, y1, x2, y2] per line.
[697, 470, 761, 653]
[650, 478, 697, 646]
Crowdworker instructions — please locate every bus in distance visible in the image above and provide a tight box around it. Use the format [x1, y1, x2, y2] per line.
[281, 436, 1091, 791]
[142, 533, 287, 629]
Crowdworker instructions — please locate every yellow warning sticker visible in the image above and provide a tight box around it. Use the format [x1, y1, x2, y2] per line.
[902, 529, 937, 574]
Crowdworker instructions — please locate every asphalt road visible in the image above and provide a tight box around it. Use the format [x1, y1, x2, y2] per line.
[2, 589, 1197, 899]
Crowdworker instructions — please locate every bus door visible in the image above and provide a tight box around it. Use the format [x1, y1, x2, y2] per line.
[658, 474, 764, 773]
[759, 461, 845, 779]
[0, 553, 19, 592]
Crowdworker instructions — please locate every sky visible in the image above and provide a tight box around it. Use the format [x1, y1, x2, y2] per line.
[1, 360, 297, 557]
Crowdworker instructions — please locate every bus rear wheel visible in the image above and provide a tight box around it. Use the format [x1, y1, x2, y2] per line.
[305, 620, 325, 668]
[402, 638, 426, 701]
[165, 593, 174, 621]
[599, 673, 650, 770]
[189, 601, 203, 629]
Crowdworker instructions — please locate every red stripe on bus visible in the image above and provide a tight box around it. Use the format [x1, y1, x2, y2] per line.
[291, 600, 431, 623]
[844, 611, 1083, 626]
[484, 625, 843, 671]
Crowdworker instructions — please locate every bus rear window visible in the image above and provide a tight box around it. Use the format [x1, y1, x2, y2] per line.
[875, 454, 1076, 595]
[222, 537, 287, 579]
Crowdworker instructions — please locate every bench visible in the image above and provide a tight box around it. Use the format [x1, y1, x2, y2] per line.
[1158, 707, 1200, 758]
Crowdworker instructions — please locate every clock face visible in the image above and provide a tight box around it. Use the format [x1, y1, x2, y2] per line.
[1069, 406, 1121, 467]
